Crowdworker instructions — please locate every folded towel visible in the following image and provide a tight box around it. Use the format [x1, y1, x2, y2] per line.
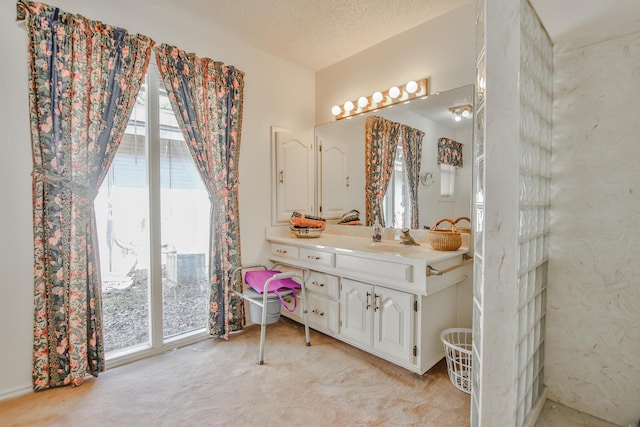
[290, 211, 326, 228]
[338, 209, 360, 224]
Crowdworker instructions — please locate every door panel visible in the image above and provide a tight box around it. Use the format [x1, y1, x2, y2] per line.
[340, 278, 372, 346]
[274, 128, 314, 222]
[320, 141, 348, 219]
[374, 286, 414, 363]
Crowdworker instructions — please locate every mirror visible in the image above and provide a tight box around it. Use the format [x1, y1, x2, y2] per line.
[314, 84, 474, 229]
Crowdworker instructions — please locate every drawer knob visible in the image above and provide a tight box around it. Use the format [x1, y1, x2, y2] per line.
[307, 255, 321, 260]
[276, 249, 287, 254]
[312, 309, 325, 317]
[312, 281, 325, 287]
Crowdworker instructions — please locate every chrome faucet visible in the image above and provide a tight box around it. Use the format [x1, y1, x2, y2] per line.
[400, 228, 420, 245]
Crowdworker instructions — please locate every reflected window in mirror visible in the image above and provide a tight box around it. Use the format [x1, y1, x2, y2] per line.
[440, 164, 456, 197]
[383, 144, 411, 229]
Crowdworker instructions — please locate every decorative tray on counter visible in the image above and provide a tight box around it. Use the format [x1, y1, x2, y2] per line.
[289, 225, 325, 238]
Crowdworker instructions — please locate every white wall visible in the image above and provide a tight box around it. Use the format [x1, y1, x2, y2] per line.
[547, 31, 640, 426]
[315, 3, 475, 125]
[0, 0, 34, 402]
[0, 0, 314, 398]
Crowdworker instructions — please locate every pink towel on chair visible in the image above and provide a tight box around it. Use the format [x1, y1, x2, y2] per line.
[244, 270, 301, 293]
[244, 270, 301, 313]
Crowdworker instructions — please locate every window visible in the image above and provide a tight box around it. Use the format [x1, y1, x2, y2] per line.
[383, 143, 411, 229]
[97, 61, 210, 362]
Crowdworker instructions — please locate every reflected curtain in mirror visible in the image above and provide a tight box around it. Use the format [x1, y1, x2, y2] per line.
[401, 126, 425, 229]
[365, 116, 400, 226]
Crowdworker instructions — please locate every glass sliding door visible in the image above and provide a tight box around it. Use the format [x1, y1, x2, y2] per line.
[158, 86, 210, 340]
[97, 83, 151, 354]
[97, 61, 210, 362]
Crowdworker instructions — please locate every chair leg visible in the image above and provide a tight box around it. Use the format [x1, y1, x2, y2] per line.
[301, 281, 311, 346]
[258, 290, 268, 365]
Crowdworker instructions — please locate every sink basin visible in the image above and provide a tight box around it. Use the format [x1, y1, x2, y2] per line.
[366, 242, 422, 253]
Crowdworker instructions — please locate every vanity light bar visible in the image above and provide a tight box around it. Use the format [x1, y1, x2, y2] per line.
[331, 78, 429, 120]
[449, 104, 473, 122]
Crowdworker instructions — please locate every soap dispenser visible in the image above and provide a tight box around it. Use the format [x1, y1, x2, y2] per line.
[372, 217, 382, 242]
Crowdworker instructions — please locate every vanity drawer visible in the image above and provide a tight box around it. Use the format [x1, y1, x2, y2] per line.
[307, 271, 339, 299]
[336, 254, 413, 286]
[307, 293, 339, 335]
[299, 248, 335, 267]
[271, 243, 299, 261]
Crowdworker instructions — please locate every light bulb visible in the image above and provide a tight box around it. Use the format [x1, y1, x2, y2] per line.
[372, 91, 383, 103]
[331, 105, 341, 116]
[405, 80, 418, 94]
[462, 109, 471, 118]
[357, 96, 368, 108]
[454, 115, 462, 122]
[389, 86, 400, 99]
[344, 101, 354, 112]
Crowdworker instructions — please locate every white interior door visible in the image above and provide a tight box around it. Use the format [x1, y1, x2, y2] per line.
[273, 127, 314, 222]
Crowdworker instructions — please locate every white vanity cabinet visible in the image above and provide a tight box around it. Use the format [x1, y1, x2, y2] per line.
[274, 245, 340, 336]
[266, 227, 469, 374]
[304, 271, 340, 334]
[340, 278, 414, 364]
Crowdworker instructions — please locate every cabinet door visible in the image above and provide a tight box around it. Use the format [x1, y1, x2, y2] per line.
[373, 286, 414, 363]
[318, 138, 348, 219]
[340, 278, 373, 347]
[273, 128, 314, 222]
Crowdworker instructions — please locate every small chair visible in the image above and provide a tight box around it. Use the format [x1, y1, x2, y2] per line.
[230, 264, 311, 364]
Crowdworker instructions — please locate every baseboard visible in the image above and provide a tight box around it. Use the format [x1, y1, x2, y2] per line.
[522, 386, 548, 427]
[0, 385, 32, 401]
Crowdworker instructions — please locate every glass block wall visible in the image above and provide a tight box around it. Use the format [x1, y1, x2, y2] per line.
[473, 1, 551, 425]
[471, 0, 485, 424]
[515, 1, 552, 425]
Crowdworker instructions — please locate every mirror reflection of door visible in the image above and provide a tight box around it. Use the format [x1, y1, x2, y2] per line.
[318, 139, 348, 219]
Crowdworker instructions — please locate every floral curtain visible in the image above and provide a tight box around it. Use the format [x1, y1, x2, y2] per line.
[17, 0, 153, 390]
[437, 137, 464, 168]
[155, 44, 245, 338]
[365, 116, 401, 227]
[401, 125, 425, 229]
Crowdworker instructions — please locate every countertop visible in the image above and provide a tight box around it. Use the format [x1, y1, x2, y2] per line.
[266, 225, 469, 264]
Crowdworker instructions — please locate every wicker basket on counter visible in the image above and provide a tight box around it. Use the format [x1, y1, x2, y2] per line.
[427, 218, 462, 251]
[453, 216, 471, 234]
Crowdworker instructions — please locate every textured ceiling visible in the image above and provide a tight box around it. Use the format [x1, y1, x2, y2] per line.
[143, 0, 471, 71]
[142, 0, 640, 71]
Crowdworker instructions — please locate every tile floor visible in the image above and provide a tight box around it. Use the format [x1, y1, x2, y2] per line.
[536, 400, 627, 427]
